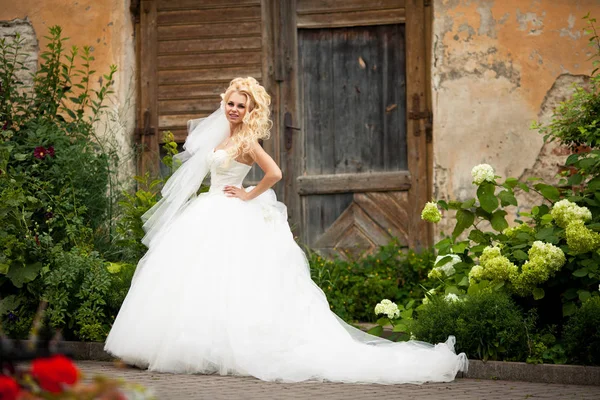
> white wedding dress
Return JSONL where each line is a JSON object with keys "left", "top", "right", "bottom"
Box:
{"left": 105, "top": 148, "right": 468, "bottom": 384}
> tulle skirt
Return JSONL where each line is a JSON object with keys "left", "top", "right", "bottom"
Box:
{"left": 105, "top": 189, "right": 467, "bottom": 384}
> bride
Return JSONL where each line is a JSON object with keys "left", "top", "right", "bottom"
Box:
{"left": 105, "top": 77, "right": 467, "bottom": 384}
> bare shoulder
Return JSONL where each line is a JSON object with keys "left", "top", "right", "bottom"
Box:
{"left": 249, "top": 141, "right": 273, "bottom": 162}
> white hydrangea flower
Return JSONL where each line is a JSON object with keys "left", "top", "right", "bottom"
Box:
{"left": 445, "top": 293, "right": 460, "bottom": 302}
{"left": 471, "top": 164, "right": 495, "bottom": 185}
{"left": 374, "top": 299, "right": 400, "bottom": 319}
{"left": 433, "top": 254, "right": 461, "bottom": 277}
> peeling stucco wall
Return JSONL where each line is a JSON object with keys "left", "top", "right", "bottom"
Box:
{"left": 0, "top": 0, "right": 136, "bottom": 178}
{"left": 432, "top": 0, "right": 600, "bottom": 235}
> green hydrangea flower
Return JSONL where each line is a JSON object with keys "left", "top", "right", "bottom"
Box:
{"left": 503, "top": 223, "right": 534, "bottom": 239}
{"left": 421, "top": 201, "right": 441, "bottom": 223}
{"left": 550, "top": 199, "right": 592, "bottom": 229}
{"left": 427, "top": 268, "right": 444, "bottom": 280}
{"left": 511, "top": 241, "right": 566, "bottom": 296}
{"left": 565, "top": 220, "right": 600, "bottom": 254}
{"left": 473, "top": 246, "right": 518, "bottom": 283}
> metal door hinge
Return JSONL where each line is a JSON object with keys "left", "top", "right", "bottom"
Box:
{"left": 134, "top": 109, "right": 156, "bottom": 140}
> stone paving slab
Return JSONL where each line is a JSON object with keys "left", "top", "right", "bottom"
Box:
{"left": 77, "top": 361, "right": 600, "bottom": 400}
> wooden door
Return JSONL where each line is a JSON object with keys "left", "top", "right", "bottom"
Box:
{"left": 136, "top": 0, "right": 265, "bottom": 184}
{"left": 288, "top": 0, "right": 433, "bottom": 256}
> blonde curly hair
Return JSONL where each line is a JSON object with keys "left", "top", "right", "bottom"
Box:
{"left": 221, "top": 77, "right": 272, "bottom": 160}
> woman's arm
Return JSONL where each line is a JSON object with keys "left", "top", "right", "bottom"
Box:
{"left": 224, "top": 142, "right": 282, "bottom": 201}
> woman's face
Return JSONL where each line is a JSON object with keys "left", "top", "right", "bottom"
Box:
{"left": 225, "top": 92, "right": 248, "bottom": 125}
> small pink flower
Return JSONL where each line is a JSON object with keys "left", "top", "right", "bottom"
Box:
{"left": 47, "top": 146, "right": 55, "bottom": 157}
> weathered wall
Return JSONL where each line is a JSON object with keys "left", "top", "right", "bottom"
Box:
{"left": 0, "top": 0, "right": 136, "bottom": 177}
{"left": 432, "top": 0, "right": 600, "bottom": 235}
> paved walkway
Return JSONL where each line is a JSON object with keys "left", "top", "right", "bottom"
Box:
{"left": 77, "top": 361, "right": 600, "bottom": 400}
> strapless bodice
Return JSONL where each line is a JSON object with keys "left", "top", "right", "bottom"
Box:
{"left": 208, "top": 149, "right": 252, "bottom": 193}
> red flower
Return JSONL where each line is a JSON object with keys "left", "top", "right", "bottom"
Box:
{"left": 0, "top": 375, "right": 20, "bottom": 400}
{"left": 46, "top": 146, "right": 55, "bottom": 157}
{"left": 33, "top": 146, "right": 47, "bottom": 159}
{"left": 31, "top": 355, "right": 80, "bottom": 393}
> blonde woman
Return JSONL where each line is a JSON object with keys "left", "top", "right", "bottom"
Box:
{"left": 105, "top": 77, "right": 467, "bottom": 383}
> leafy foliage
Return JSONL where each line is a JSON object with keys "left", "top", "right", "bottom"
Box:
{"left": 411, "top": 291, "right": 535, "bottom": 361}
{"left": 309, "top": 239, "right": 432, "bottom": 322}
{"left": 562, "top": 296, "right": 600, "bottom": 365}
{"left": 0, "top": 26, "right": 129, "bottom": 341}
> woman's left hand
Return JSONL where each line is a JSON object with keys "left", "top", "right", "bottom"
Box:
{"left": 224, "top": 185, "right": 249, "bottom": 201}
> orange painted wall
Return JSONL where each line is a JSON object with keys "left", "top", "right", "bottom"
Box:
{"left": 0, "top": 0, "right": 136, "bottom": 173}
{"left": 432, "top": 0, "right": 600, "bottom": 234}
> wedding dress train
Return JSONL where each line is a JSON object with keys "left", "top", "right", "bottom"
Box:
{"left": 105, "top": 148, "right": 468, "bottom": 384}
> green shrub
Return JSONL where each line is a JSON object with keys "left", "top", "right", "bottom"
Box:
{"left": 0, "top": 247, "right": 136, "bottom": 342}
{"left": 310, "top": 239, "right": 432, "bottom": 322}
{"left": 412, "top": 291, "right": 534, "bottom": 361}
{"left": 112, "top": 132, "right": 179, "bottom": 263}
{"left": 0, "top": 25, "right": 118, "bottom": 290}
{"left": 562, "top": 296, "right": 600, "bottom": 365}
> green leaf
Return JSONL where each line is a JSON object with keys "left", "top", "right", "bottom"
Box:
{"left": 452, "top": 242, "right": 468, "bottom": 254}
{"left": 434, "top": 238, "right": 453, "bottom": 250}
{"left": 435, "top": 255, "right": 453, "bottom": 267}
{"left": 562, "top": 302, "right": 577, "bottom": 317}
{"left": 468, "top": 229, "right": 488, "bottom": 244}
{"left": 453, "top": 209, "right": 475, "bottom": 239}
{"left": 533, "top": 288, "right": 545, "bottom": 300}
{"left": 445, "top": 285, "right": 460, "bottom": 295}
{"left": 458, "top": 276, "right": 469, "bottom": 286}
{"left": 477, "top": 183, "right": 498, "bottom": 213}
{"left": 14, "top": 153, "right": 27, "bottom": 161}
{"left": 518, "top": 182, "right": 530, "bottom": 193}
{"left": 503, "top": 177, "right": 518, "bottom": 189}
{"left": 564, "top": 287, "right": 578, "bottom": 300}
{"left": 498, "top": 190, "right": 518, "bottom": 207}
{"left": 513, "top": 249, "right": 528, "bottom": 261}
{"left": 491, "top": 210, "right": 509, "bottom": 232}
{"left": 566, "top": 154, "right": 579, "bottom": 165}
{"left": 568, "top": 174, "right": 584, "bottom": 186}
{"left": 392, "top": 323, "right": 408, "bottom": 333}
{"left": 367, "top": 325, "right": 383, "bottom": 336}
{"left": 461, "top": 198, "right": 476, "bottom": 209}
{"left": 6, "top": 262, "right": 43, "bottom": 288}
{"left": 437, "top": 200, "right": 449, "bottom": 210}
{"left": 588, "top": 177, "right": 600, "bottom": 192}
{"left": 578, "top": 290, "right": 591, "bottom": 302}
{"left": 534, "top": 183, "right": 561, "bottom": 202}
{"left": 572, "top": 268, "right": 589, "bottom": 277}
{"left": 0, "top": 295, "right": 22, "bottom": 315}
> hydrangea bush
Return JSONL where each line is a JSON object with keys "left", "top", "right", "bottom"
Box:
{"left": 421, "top": 162, "right": 599, "bottom": 321}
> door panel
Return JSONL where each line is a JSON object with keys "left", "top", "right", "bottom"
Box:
{"left": 298, "top": 24, "right": 413, "bottom": 255}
